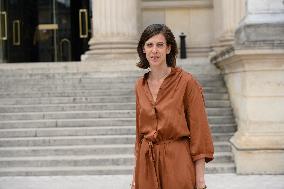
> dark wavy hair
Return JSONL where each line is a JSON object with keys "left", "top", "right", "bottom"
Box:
{"left": 137, "top": 24, "right": 178, "bottom": 69}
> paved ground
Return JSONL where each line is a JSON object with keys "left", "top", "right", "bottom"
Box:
{"left": 0, "top": 174, "right": 284, "bottom": 189}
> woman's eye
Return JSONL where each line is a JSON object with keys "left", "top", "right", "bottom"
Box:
{"left": 146, "top": 43, "right": 153, "bottom": 48}
{"left": 157, "top": 43, "right": 164, "bottom": 48}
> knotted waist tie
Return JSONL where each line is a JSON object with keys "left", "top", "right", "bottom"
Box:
{"left": 141, "top": 134, "right": 188, "bottom": 189}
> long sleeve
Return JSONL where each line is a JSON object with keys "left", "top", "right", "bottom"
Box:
{"left": 184, "top": 76, "right": 214, "bottom": 163}
{"left": 135, "top": 82, "right": 141, "bottom": 157}
{"left": 134, "top": 81, "right": 143, "bottom": 189}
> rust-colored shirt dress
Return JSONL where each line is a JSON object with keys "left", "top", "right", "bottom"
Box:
{"left": 134, "top": 67, "right": 214, "bottom": 189}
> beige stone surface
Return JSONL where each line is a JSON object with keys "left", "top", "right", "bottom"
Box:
{"left": 165, "top": 8, "right": 191, "bottom": 47}
{"left": 245, "top": 71, "right": 284, "bottom": 96}
{"left": 232, "top": 147, "right": 284, "bottom": 174}
{"left": 214, "top": 47, "right": 284, "bottom": 174}
{"left": 212, "top": 0, "right": 246, "bottom": 51}
{"left": 188, "top": 8, "right": 214, "bottom": 47}
{"left": 246, "top": 97, "right": 284, "bottom": 122}
{"left": 142, "top": 10, "right": 165, "bottom": 29}
{"left": 142, "top": 5, "right": 214, "bottom": 55}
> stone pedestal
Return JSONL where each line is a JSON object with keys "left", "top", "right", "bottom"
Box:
{"left": 211, "top": 0, "right": 284, "bottom": 174}
{"left": 82, "top": 0, "right": 139, "bottom": 61}
{"left": 235, "top": 0, "right": 284, "bottom": 49}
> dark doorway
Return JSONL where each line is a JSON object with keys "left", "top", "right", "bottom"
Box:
{"left": 0, "top": 0, "right": 91, "bottom": 63}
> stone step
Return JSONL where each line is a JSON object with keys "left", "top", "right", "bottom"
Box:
{"left": 0, "top": 144, "right": 135, "bottom": 157}
{"left": 0, "top": 90, "right": 134, "bottom": 98}
{"left": 0, "top": 84, "right": 136, "bottom": 91}
{"left": 0, "top": 83, "right": 225, "bottom": 92}
{"left": 0, "top": 70, "right": 220, "bottom": 78}
{"left": 0, "top": 165, "right": 134, "bottom": 176}
{"left": 0, "top": 116, "right": 235, "bottom": 129}
{"left": 0, "top": 63, "right": 220, "bottom": 77}
{"left": 0, "top": 73, "right": 222, "bottom": 82}
{"left": 205, "top": 162, "right": 236, "bottom": 173}
{"left": 0, "top": 103, "right": 136, "bottom": 113}
{"left": 0, "top": 78, "right": 225, "bottom": 89}
{"left": 0, "top": 141, "right": 231, "bottom": 157}
{"left": 0, "top": 110, "right": 136, "bottom": 120}
{"left": 0, "top": 133, "right": 233, "bottom": 147}
{"left": 0, "top": 108, "right": 233, "bottom": 120}
{"left": 0, "top": 162, "right": 235, "bottom": 176}
{"left": 0, "top": 70, "right": 219, "bottom": 77}
{"left": 0, "top": 100, "right": 231, "bottom": 113}
{"left": 0, "top": 61, "right": 236, "bottom": 176}
{"left": 0, "top": 118, "right": 132, "bottom": 128}
{"left": 0, "top": 126, "right": 136, "bottom": 137}
{"left": 0, "top": 87, "right": 227, "bottom": 98}
{"left": 0, "top": 78, "right": 225, "bottom": 88}
{"left": 0, "top": 154, "right": 135, "bottom": 168}
{"left": 207, "top": 108, "right": 233, "bottom": 116}
{"left": 0, "top": 93, "right": 229, "bottom": 105}
{"left": 0, "top": 152, "right": 232, "bottom": 168}
{"left": 0, "top": 123, "right": 236, "bottom": 138}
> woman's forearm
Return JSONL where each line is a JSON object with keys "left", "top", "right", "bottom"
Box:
{"left": 131, "top": 169, "right": 135, "bottom": 189}
{"left": 195, "top": 158, "right": 206, "bottom": 189}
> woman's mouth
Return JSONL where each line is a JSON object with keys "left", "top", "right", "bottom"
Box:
{"left": 151, "top": 56, "right": 159, "bottom": 61}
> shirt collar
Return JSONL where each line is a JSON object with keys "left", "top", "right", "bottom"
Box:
{"left": 142, "top": 66, "right": 181, "bottom": 85}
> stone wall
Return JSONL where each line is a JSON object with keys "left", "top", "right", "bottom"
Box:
{"left": 141, "top": 0, "right": 214, "bottom": 57}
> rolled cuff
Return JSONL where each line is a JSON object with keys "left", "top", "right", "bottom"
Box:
{"left": 192, "top": 153, "right": 214, "bottom": 163}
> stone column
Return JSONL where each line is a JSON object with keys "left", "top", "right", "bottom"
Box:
{"left": 212, "top": 0, "right": 246, "bottom": 52}
{"left": 82, "top": 0, "right": 139, "bottom": 60}
{"left": 211, "top": 0, "right": 284, "bottom": 174}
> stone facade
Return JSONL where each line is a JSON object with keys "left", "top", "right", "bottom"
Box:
{"left": 1, "top": 0, "right": 283, "bottom": 175}
{"left": 142, "top": 0, "right": 214, "bottom": 57}
{"left": 83, "top": 0, "right": 218, "bottom": 59}
{"left": 82, "top": 0, "right": 284, "bottom": 174}
{"left": 211, "top": 0, "right": 284, "bottom": 174}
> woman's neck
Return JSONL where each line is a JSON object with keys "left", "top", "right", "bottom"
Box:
{"left": 149, "top": 65, "right": 171, "bottom": 81}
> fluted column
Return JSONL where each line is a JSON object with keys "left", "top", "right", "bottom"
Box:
{"left": 82, "top": 0, "right": 139, "bottom": 60}
{"left": 213, "top": 0, "right": 246, "bottom": 51}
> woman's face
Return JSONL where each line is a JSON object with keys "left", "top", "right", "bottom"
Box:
{"left": 143, "top": 33, "right": 171, "bottom": 68}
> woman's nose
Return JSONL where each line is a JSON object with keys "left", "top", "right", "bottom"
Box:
{"left": 151, "top": 46, "right": 158, "bottom": 53}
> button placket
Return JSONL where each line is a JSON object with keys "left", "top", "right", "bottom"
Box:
{"left": 153, "top": 105, "right": 159, "bottom": 131}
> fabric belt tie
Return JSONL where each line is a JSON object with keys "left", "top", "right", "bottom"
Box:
{"left": 143, "top": 137, "right": 186, "bottom": 189}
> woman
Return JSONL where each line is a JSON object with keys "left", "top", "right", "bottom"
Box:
{"left": 132, "top": 24, "right": 214, "bottom": 189}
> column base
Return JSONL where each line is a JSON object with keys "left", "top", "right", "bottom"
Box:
{"left": 212, "top": 34, "right": 234, "bottom": 53}
{"left": 81, "top": 51, "right": 138, "bottom": 61}
{"left": 82, "top": 39, "right": 138, "bottom": 61}
{"left": 231, "top": 133, "right": 284, "bottom": 174}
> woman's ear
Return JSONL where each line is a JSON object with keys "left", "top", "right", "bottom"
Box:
{"left": 143, "top": 48, "right": 145, "bottom": 53}
{"left": 166, "top": 45, "right": 171, "bottom": 54}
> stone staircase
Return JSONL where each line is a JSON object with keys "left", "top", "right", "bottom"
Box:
{"left": 0, "top": 60, "right": 236, "bottom": 176}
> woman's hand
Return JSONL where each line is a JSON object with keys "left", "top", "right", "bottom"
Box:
{"left": 195, "top": 158, "right": 206, "bottom": 189}
{"left": 195, "top": 179, "right": 206, "bottom": 189}
{"left": 130, "top": 182, "right": 135, "bottom": 189}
